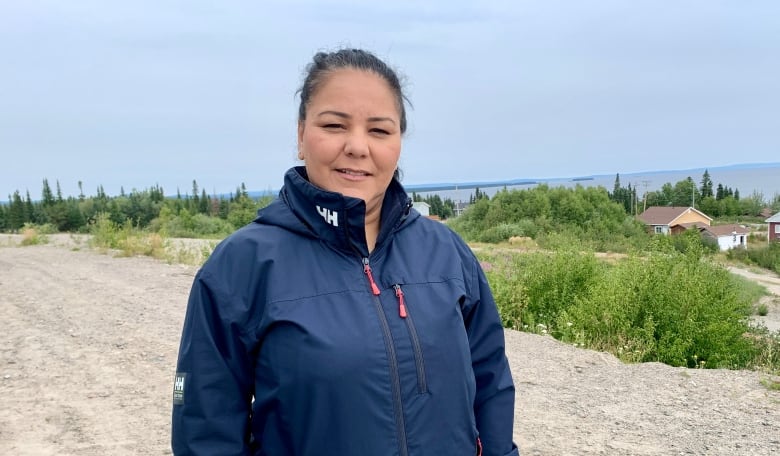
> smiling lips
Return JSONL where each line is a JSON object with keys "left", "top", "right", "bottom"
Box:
{"left": 336, "top": 168, "right": 371, "bottom": 180}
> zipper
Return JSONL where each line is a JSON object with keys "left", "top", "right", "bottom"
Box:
{"left": 362, "top": 257, "right": 380, "bottom": 295}
{"left": 394, "top": 283, "right": 408, "bottom": 318}
{"left": 394, "top": 284, "right": 428, "bottom": 394}
{"left": 364, "top": 258, "right": 408, "bottom": 456}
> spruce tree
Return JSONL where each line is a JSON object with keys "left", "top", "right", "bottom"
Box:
{"left": 8, "top": 191, "right": 25, "bottom": 230}
{"left": 700, "top": 170, "right": 713, "bottom": 198}
{"left": 41, "top": 179, "right": 55, "bottom": 206}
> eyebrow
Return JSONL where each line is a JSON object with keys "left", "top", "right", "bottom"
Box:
{"left": 317, "top": 110, "right": 397, "bottom": 125}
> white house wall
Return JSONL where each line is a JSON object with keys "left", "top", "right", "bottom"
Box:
{"left": 716, "top": 234, "right": 746, "bottom": 251}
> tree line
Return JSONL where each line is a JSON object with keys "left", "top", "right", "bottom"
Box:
{"left": 0, "top": 178, "right": 271, "bottom": 236}
{"left": 608, "top": 169, "right": 779, "bottom": 218}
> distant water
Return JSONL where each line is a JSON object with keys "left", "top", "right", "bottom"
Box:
{"left": 414, "top": 164, "right": 780, "bottom": 203}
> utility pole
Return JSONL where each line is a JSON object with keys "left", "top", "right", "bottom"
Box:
{"left": 641, "top": 180, "right": 650, "bottom": 212}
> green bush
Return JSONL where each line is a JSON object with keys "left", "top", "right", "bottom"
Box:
{"left": 749, "top": 243, "right": 780, "bottom": 274}
{"left": 478, "top": 244, "right": 778, "bottom": 373}
{"left": 150, "top": 208, "right": 235, "bottom": 238}
{"left": 728, "top": 242, "right": 780, "bottom": 274}
{"left": 476, "top": 223, "right": 527, "bottom": 243}
{"left": 480, "top": 243, "right": 604, "bottom": 333}
{"left": 20, "top": 224, "right": 49, "bottom": 246}
{"left": 450, "top": 185, "right": 652, "bottom": 253}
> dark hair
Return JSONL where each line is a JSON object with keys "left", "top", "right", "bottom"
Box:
{"left": 297, "top": 49, "right": 409, "bottom": 134}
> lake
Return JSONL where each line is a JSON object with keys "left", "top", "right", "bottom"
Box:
{"left": 413, "top": 164, "right": 780, "bottom": 204}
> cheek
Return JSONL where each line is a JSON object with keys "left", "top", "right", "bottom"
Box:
{"left": 301, "top": 134, "right": 335, "bottom": 162}
{"left": 379, "top": 142, "right": 402, "bottom": 168}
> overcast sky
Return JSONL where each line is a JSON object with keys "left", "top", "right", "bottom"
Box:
{"left": 1, "top": 0, "right": 779, "bottom": 199}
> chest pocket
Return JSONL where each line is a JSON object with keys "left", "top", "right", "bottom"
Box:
{"left": 384, "top": 279, "right": 472, "bottom": 396}
{"left": 391, "top": 283, "right": 427, "bottom": 394}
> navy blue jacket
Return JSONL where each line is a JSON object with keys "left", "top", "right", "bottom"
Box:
{"left": 172, "top": 167, "right": 518, "bottom": 456}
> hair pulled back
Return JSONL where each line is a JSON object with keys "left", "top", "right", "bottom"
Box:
{"left": 297, "top": 49, "right": 408, "bottom": 134}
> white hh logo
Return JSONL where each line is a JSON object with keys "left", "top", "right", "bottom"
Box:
{"left": 316, "top": 205, "right": 339, "bottom": 227}
{"left": 174, "top": 375, "right": 185, "bottom": 392}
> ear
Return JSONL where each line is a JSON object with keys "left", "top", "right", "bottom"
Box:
{"left": 297, "top": 122, "right": 305, "bottom": 160}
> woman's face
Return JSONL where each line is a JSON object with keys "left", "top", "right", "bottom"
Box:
{"left": 298, "top": 69, "right": 402, "bottom": 214}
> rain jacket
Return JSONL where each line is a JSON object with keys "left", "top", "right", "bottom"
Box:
{"left": 172, "top": 166, "right": 518, "bottom": 456}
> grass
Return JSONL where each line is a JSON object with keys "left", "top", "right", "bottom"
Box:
{"left": 20, "top": 225, "right": 49, "bottom": 246}
{"left": 728, "top": 274, "right": 771, "bottom": 316}
{"left": 760, "top": 377, "right": 780, "bottom": 391}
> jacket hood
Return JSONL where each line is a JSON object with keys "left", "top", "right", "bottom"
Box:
{"left": 254, "top": 166, "right": 416, "bottom": 256}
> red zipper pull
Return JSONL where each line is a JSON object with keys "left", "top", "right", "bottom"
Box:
{"left": 363, "top": 258, "right": 380, "bottom": 296}
{"left": 394, "top": 284, "right": 407, "bottom": 318}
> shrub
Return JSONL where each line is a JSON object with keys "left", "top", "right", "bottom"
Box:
{"left": 478, "top": 245, "right": 778, "bottom": 372}
{"left": 89, "top": 212, "right": 167, "bottom": 259}
{"left": 20, "top": 224, "right": 48, "bottom": 246}
{"left": 756, "top": 303, "right": 769, "bottom": 316}
{"left": 476, "top": 223, "right": 527, "bottom": 243}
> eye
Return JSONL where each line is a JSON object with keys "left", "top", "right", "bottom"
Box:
{"left": 370, "top": 128, "right": 390, "bottom": 135}
{"left": 323, "top": 123, "right": 344, "bottom": 130}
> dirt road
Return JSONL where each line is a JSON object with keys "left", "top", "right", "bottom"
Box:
{"left": 1, "top": 238, "right": 778, "bottom": 455}
{"left": 729, "top": 265, "right": 780, "bottom": 332}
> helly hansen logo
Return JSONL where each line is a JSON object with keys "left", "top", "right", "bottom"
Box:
{"left": 316, "top": 205, "right": 339, "bottom": 227}
{"left": 173, "top": 372, "right": 186, "bottom": 405}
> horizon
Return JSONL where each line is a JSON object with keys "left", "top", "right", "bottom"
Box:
{"left": 4, "top": 161, "right": 779, "bottom": 204}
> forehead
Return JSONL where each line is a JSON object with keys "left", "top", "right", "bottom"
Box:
{"left": 310, "top": 69, "right": 399, "bottom": 113}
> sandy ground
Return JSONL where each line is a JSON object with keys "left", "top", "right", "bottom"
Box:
{"left": 1, "top": 235, "right": 779, "bottom": 455}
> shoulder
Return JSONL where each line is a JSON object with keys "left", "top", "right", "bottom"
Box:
{"left": 391, "top": 217, "right": 480, "bottom": 285}
{"left": 199, "top": 220, "right": 301, "bottom": 281}
{"left": 402, "top": 216, "right": 476, "bottom": 261}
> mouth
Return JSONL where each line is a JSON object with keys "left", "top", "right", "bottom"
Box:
{"left": 336, "top": 168, "right": 372, "bottom": 177}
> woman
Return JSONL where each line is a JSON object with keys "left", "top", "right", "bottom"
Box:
{"left": 172, "top": 48, "right": 518, "bottom": 456}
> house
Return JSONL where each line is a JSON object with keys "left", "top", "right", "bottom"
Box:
{"left": 698, "top": 224, "right": 749, "bottom": 251}
{"left": 412, "top": 201, "right": 430, "bottom": 217}
{"left": 767, "top": 212, "right": 780, "bottom": 242}
{"left": 637, "top": 206, "right": 713, "bottom": 235}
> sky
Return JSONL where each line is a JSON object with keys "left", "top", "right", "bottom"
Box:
{"left": 1, "top": 0, "right": 779, "bottom": 200}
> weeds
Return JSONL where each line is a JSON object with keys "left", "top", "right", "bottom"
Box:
{"left": 20, "top": 224, "right": 49, "bottom": 246}
{"left": 88, "top": 212, "right": 216, "bottom": 266}
{"left": 478, "top": 236, "right": 780, "bottom": 374}
{"left": 727, "top": 242, "right": 780, "bottom": 274}
{"left": 760, "top": 377, "right": 780, "bottom": 391}
{"left": 757, "top": 303, "right": 769, "bottom": 317}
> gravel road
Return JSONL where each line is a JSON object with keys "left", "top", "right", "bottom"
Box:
{"left": 1, "top": 236, "right": 778, "bottom": 455}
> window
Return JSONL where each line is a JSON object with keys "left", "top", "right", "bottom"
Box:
{"left": 775, "top": 224, "right": 780, "bottom": 234}
{"left": 654, "top": 226, "right": 664, "bottom": 234}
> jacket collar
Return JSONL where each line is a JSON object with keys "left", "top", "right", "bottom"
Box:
{"left": 275, "top": 167, "right": 414, "bottom": 256}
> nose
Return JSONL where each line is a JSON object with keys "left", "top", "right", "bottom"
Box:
{"left": 344, "top": 131, "right": 369, "bottom": 158}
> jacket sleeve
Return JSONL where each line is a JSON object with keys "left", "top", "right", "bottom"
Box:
{"left": 463, "top": 256, "right": 520, "bottom": 456}
{"left": 171, "top": 269, "right": 255, "bottom": 455}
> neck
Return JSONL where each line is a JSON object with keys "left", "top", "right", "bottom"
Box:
{"left": 364, "top": 204, "right": 381, "bottom": 253}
